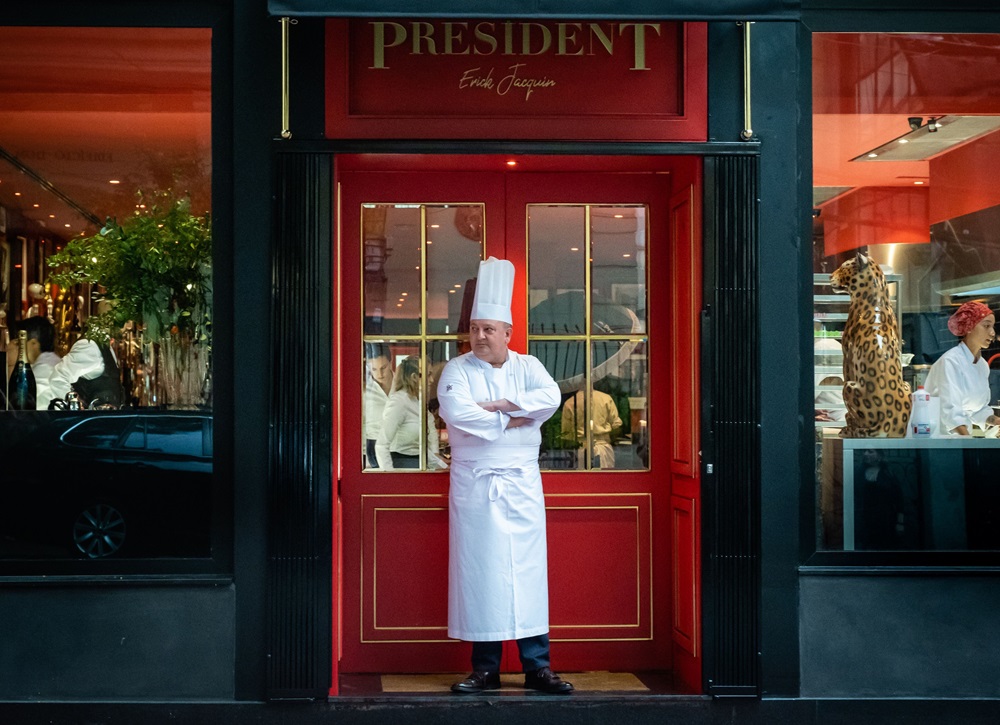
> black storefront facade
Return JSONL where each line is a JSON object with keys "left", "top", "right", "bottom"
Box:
{"left": 2, "top": 1, "right": 1000, "bottom": 720}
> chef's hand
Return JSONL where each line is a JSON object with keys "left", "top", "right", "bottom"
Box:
{"left": 505, "top": 416, "right": 531, "bottom": 430}
{"left": 479, "top": 399, "right": 521, "bottom": 414}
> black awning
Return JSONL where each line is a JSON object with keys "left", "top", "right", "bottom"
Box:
{"left": 266, "top": 0, "right": 800, "bottom": 20}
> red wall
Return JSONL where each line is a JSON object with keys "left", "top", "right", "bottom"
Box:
{"left": 930, "top": 131, "right": 1000, "bottom": 225}
{"left": 823, "top": 186, "right": 928, "bottom": 256}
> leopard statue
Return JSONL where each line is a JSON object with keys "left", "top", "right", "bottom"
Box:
{"left": 830, "top": 252, "right": 911, "bottom": 438}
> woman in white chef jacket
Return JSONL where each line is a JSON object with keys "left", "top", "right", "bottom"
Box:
{"left": 925, "top": 301, "right": 1000, "bottom": 435}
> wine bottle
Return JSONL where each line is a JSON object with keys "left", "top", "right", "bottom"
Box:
{"left": 8, "top": 329, "right": 37, "bottom": 411}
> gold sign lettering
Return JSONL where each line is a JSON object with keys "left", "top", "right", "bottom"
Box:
{"left": 557, "top": 23, "right": 584, "bottom": 57}
{"left": 369, "top": 21, "right": 406, "bottom": 69}
{"left": 369, "top": 20, "right": 662, "bottom": 71}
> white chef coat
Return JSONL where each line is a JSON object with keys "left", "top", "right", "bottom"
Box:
{"left": 374, "top": 389, "right": 420, "bottom": 468}
{"left": 363, "top": 377, "right": 389, "bottom": 442}
{"left": 437, "top": 350, "right": 560, "bottom": 641}
{"left": 561, "top": 389, "right": 623, "bottom": 468}
{"left": 925, "top": 342, "right": 992, "bottom": 433}
{"left": 46, "top": 338, "right": 109, "bottom": 404}
{"left": 32, "top": 351, "right": 62, "bottom": 410}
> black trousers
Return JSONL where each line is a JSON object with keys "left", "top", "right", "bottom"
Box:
{"left": 471, "top": 633, "right": 550, "bottom": 673}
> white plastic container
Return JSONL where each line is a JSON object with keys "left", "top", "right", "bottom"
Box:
{"left": 910, "top": 386, "right": 931, "bottom": 437}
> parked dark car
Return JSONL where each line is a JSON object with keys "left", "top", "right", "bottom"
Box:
{"left": 0, "top": 410, "right": 213, "bottom": 559}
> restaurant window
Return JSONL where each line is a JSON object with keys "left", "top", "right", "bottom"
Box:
{"left": 0, "top": 26, "right": 214, "bottom": 564}
{"left": 812, "top": 32, "right": 1000, "bottom": 554}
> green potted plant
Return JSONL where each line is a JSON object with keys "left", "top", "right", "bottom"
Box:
{"left": 48, "top": 190, "right": 212, "bottom": 407}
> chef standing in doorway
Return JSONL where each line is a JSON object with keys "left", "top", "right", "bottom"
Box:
{"left": 437, "top": 257, "right": 574, "bottom": 695}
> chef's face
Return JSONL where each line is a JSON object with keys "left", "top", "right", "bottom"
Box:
{"left": 966, "top": 313, "right": 997, "bottom": 351}
{"left": 469, "top": 319, "right": 511, "bottom": 367}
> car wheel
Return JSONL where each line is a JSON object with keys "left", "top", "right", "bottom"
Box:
{"left": 72, "top": 502, "right": 127, "bottom": 558}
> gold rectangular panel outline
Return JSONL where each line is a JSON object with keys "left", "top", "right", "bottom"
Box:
{"left": 545, "top": 504, "right": 651, "bottom": 640}
{"left": 360, "top": 493, "right": 451, "bottom": 642}
{"left": 359, "top": 493, "right": 655, "bottom": 643}
{"left": 545, "top": 493, "right": 653, "bottom": 642}
{"left": 372, "top": 506, "right": 449, "bottom": 632}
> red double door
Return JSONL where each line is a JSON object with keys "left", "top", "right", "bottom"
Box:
{"left": 333, "top": 157, "right": 702, "bottom": 691}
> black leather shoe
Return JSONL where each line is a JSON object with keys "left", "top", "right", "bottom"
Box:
{"left": 523, "top": 667, "right": 574, "bottom": 694}
{"left": 451, "top": 671, "right": 501, "bottom": 694}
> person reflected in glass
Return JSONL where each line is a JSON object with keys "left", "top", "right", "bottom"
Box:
{"left": 6, "top": 317, "right": 61, "bottom": 410}
{"left": 363, "top": 345, "right": 393, "bottom": 468}
{"left": 925, "top": 301, "right": 1000, "bottom": 436}
{"left": 856, "top": 448, "right": 906, "bottom": 550}
{"left": 375, "top": 355, "right": 448, "bottom": 470}
{"left": 560, "top": 388, "right": 622, "bottom": 468}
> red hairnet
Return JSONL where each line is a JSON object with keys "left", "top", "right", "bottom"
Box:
{"left": 947, "top": 301, "right": 994, "bottom": 337}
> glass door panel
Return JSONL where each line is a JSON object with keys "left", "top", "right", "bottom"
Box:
{"left": 363, "top": 204, "right": 422, "bottom": 336}
{"left": 425, "top": 204, "right": 484, "bottom": 335}
{"left": 528, "top": 206, "right": 586, "bottom": 334}
{"left": 527, "top": 203, "right": 650, "bottom": 472}
{"left": 591, "top": 206, "right": 647, "bottom": 334}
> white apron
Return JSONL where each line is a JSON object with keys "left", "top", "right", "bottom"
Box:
{"left": 437, "top": 351, "right": 561, "bottom": 641}
{"left": 448, "top": 448, "right": 548, "bottom": 641}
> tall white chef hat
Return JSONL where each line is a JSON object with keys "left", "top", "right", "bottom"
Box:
{"left": 470, "top": 256, "right": 514, "bottom": 325}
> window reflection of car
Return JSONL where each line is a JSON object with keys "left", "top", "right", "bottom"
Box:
{"left": 1, "top": 410, "right": 213, "bottom": 559}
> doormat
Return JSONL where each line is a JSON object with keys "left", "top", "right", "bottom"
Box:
{"left": 381, "top": 671, "right": 648, "bottom": 693}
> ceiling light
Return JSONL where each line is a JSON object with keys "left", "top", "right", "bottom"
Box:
{"left": 853, "top": 116, "right": 1000, "bottom": 162}
{"left": 109, "top": 179, "right": 120, "bottom": 184}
